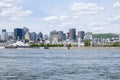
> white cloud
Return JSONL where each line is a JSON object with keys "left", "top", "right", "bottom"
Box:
{"left": 92, "top": 27, "right": 104, "bottom": 32}
{"left": 108, "top": 15, "right": 120, "bottom": 21}
{"left": 89, "top": 22, "right": 99, "bottom": 26}
{"left": 60, "top": 16, "right": 68, "bottom": 21}
{"left": 42, "top": 16, "right": 59, "bottom": 21}
{"left": 60, "top": 21, "right": 74, "bottom": 27}
{"left": 70, "top": 2, "right": 104, "bottom": 16}
{"left": 113, "top": 2, "right": 120, "bottom": 8}
{"left": 88, "top": 22, "right": 109, "bottom": 26}
{"left": 0, "top": 0, "right": 32, "bottom": 22}
{"left": 42, "top": 15, "right": 69, "bottom": 21}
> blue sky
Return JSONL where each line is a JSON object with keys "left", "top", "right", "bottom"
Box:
{"left": 0, "top": 0, "right": 120, "bottom": 34}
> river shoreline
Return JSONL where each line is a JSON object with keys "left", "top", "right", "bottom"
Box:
{"left": 0, "top": 46, "right": 120, "bottom": 50}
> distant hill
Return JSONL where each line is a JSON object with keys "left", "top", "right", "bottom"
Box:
{"left": 93, "top": 33, "right": 119, "bottom": 39}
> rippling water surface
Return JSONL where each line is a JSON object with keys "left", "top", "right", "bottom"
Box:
{"left": 0, "top": 49, "right": 120, "bottom": 80}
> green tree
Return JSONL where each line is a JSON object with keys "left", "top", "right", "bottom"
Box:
{"left": 84, "top": 39, "right": 91, "bottom": 47}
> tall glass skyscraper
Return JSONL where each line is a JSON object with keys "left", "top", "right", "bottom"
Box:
{"left": 30, "top": 32, "right": 37, "bottom": 42}
{"left": 69, "top": 28, "right": 76, "bottom": 41}
{"left": 78, "top": 31, "right": 85, "bottom": 41}
{"left": 14, "top": 28, "right": 23, "bottom": 41}
{"left": 37, "top": 32, "right": 43, "bottom": 40}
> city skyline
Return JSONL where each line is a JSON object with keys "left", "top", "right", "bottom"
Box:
{"left": 0, "top": 0, "right": 120, "bottom": 34}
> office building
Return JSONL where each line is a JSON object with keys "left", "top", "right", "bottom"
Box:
{"left": 7, "top": 32, "right": 14, "bottom": 40}
{"left": 50, "top": 30, "right": 65, "bottom": 42}
{"left": 66, "top": 32, "right": 70, "bottom": 39}
{"left": 14, "top": 28, "right": 23, "bottom": 41}
{"left": 30, "top": 32, "right": 37, "bottom": 42}
{"left": 50, "top": 30, "right": 59, "bottom": 42}
{"left": 58, "top": 31, "right": 65, "bottom": 41}
{"left": 23, "top": 27, "right": 29, "bottom": 38}
{"left": 1, "top": 29, "right": 7, "bottom": 41}
{"left": 37, "top": 32, "right": 43, "bottom": 40}
{"left": 78, "top": 31, "right": 85, "bottom": 41}
{"left": 63, "top": 33, "right": 66, "bottom": 40}
{"left": 69, "top": 28, "right": 76, "bottom": 41}
{"left": 25, "top": 32, "right": 30, "bottom": 41}
{"left": 43, "top": 34, "right": 49, "bottom": 40}
{"left": 85, "top": 32, "right": 93, "bottom": 40}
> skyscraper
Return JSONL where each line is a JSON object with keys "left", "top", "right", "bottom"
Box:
{"left": 14, "top": 28, "right": 23, "bottom": 41}
{"left": 7, "top": 32, "right": 14, "bottom": 40}
{"left": 63, "top": 33, "right": 66, "bottom": 40}
{"left": 78, "top": 31, "right": 85, "bottom": 41}
{"left": 69, "top": 28, "right": 76, "bottom": 41}
{"left": 30, "top": 32, "right": 37, "bottom": 42}
{"left": 50, "top": 30, "right": 65, "bottom": 42}
{"left": 25, "top": 32, "right": 30, "bottom": 41}
{"left": 37, "top": 32, "right": 43, "bottom": 40}
{"left": 23, "top": 27, "right": 29, "bottom": 38}
{"left": 58, "top": 31, "right": 65, "bottom": 41}
{"left": 1, "top": 29, "right": 7, "bottom": 41}
{"left": 43, "top": 34, "right": 49, "bottom": 40}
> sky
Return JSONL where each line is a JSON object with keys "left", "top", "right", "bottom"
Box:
{"left": 0, "top": 0, "right": 120, "bottom": 34}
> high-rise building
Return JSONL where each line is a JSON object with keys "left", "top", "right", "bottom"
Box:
{"left": 14, "top": 28, "right": 23, "bottom": 41}
{"left": 37, "top": 32, "right": 43, "bottom": 40}
{"left": 50, "top": 30, "right": 65, "bottom": 42}
{"left": 85, "top": 32, "right": 93, "bottom": 40}
{"left": 58, "top": 31, "right": 65, "bottom": 41}
{"left": 78, "top": 31, "right": 85, "bottom": 41}
{"left": 69, "top": 28, "right": 76, "bottom": 41}
{"left": 1, "top": 29, "right": 7, "bottom": 41}
{"left": 25, "top": 32, "right": 30, "bottom": 41}
{"left": 23, "top": 27, "right": 29, "bottom": 38}
{"left": 30, "top": 32, "right": 37, "bottom": 42}
{"left": 7, "top": 32, "right": 14, "bottom": 40}
{"left": 67, "top": 32, "right": 70, "bottom": 39}
{"left": 43, "top": 34, "right": 49, "bottom": 40}
{"left": 63, "top": 33, "right": 66, "bottom": 40}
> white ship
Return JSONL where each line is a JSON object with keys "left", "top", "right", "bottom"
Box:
{"left": 5, "top": 41, "right": 29, "bottom": 48}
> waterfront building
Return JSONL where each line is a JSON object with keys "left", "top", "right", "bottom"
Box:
{"left": 43, "top": 34, "right": 49, "bottom": 40}
{"left": 50, "top": 30, "right": 60, "bottom": 43}
{"left": 78, "top": 38, "right": 84, "bottom": 47}
{"left": 25, "top": 32, "right": 30, "bottom": 41}
{"left": 59, "top": 31, "right": 65, "bottom": 41}
{"left": 22, "top": 27, "right": 29, "bottom": 38}
{"left": 66, "top": 32, "right": 70, "bottom": 39}
{"left": 30, "top": 32, "right": 37, "bottom": 42}
{"left": 50, "top": 30, "right": 65, "bottom": 43}
{"left": 85, "top": 32, "right": 93, "bottom": 40}
{"left": 69, "top": 28, "right": 76, "bottom": 41}
{"left": 1, "top": 29, "right": 7, "bottom": 41}
{"left": 37, "top": 32, "right": 43, "bottom": 40}
{"left": 63, "top": 33, "right": 66, "bottom": 40}
{"left": 14, "top": 28, "right": 23, "bottom": 41}
{"left": 78, "top": 31, "right": 85, "bottom": 41}
{"left": 7, "top": 32, "right": 14, "bottom": 40}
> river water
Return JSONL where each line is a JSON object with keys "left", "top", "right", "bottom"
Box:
{"left": 0, "top": 49, "right": 120, "bottom": 80}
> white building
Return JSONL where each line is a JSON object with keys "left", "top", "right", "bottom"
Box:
{"left": 25, "top": 32, "right": 30, "bottom": 40}
{"left": 1, "top": 29, "right": 7, "bottom": 41}
{"left": 78, "top": 38, "right": 84, "bottom": 47}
